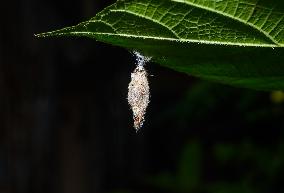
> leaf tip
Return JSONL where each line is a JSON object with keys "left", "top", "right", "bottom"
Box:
{"left": 34, "top": 31, "right": 55, "bottom": 38}
{"left": 34, "top": 33, "right": 42, "bottom": 38}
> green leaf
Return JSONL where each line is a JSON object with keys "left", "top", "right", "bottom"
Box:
{"left": 36, "top": 0, "right": 284, "bottom": 90}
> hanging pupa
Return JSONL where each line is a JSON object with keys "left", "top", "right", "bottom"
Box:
{"left": 127, "top": 52, "right": 151, "bottom": 131}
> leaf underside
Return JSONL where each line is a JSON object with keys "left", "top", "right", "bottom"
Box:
{"left": 36, "top": 0, "right": 284, "bottom": 90}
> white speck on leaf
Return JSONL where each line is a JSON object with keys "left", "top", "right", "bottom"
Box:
{"left": 128, "top": 51, "right": 151, "bottom": 131}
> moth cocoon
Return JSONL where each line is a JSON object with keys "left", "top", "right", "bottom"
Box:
{"left": 128, "top": 52, "right": 151, "bottom": 131}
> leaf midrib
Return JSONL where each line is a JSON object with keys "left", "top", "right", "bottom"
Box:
{"left": 50, "top": 30, "right": 276, "bottom": 47}
{"left": 171, "top": 0, "right": 281, "bottom": 46}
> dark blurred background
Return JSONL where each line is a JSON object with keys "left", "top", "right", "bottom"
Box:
{"left": 1, "top": 0, "right": 284, "bottom": 193}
